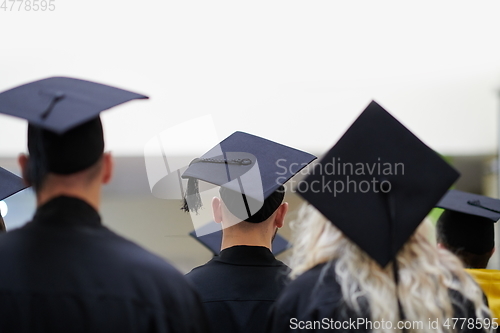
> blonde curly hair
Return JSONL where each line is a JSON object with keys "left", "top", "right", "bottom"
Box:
{"left": 289, "top": 204, "right": 491, "bottom": 333}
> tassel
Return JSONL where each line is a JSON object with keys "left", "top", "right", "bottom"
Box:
{"left": 27, "top": 126, "right": 49, "bottom": 191}
{"left": 181, "top": 177, "right": 202, "bottom": 213}
{"left": 180, "top": 157, "right": 252, "bottom": 213}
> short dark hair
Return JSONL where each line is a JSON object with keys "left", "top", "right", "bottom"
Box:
{"left": 436, "top": 210, "right": 494, "bottom": 269}
{"left": 0, "top": 215, "right": 5, "bottom": 233}
{"left": 26, "top": 118, "right": 105, "bottom": 191}
{"left": 220, "top": 185, "right": 285, "bottom": 223}
{"left": 444, "top": 247, "right": 491, "bottom": 269}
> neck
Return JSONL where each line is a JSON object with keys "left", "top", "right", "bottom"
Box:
{"left": 37, "top": 184, "right": 101, "bottom": 211}
{"left": 220, "top": 222, "right": 274, "bottom": 251}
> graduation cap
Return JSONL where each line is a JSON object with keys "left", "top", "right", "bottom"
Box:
{"left": 0, "top": 167, "right": 28, "bottom": 232}
{"left": 296, "top": 101, "right": 459, "bottom": 323}
{"left": 0, "top": 77, "right": 148, "bottom": 183}
{"left": 436, "top": 190, "right": 499, "bottom": 254}
{"left": 189, "top": 221, "right": 290, "bottom": 256}
{"left": 0, "top": 167, "right": 27, "bottom": 202}
{"left": 181, "top": 131, "right": 316, "bottom": 223}
{"left": 297, "top": 101, "right": 459, "bottom": 267}
{"left": 437, "top": 189, "right": 500, "bottom": 221}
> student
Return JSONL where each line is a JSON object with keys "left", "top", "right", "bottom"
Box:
{"left": 436, "top": 189, "right": 500, "bottom": 319}
{"left": 0, "top": 166, "right": 27, "bottom": 232}
{"left": 266, "top": 101, "right": 491, "bottom": 333}
{"left": 0, "top": 77, "right": 210, "bottom": 333}
{"left": 182, "top": 131, "right": 315, "bottom": 333}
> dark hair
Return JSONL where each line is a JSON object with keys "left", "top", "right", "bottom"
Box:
{"left": 27, "top": 118, "right": 105, "bottom": 191}
{"left": 445, "top": 247, "right": 492, "bottom": 269}
{"left": 220, "top": 185, "right": 285, "bottom": 223}
{"left": 436, "top": 210, "right": 494, "bottom": 269}
{"left": 0, "top": 215, "right": 5, "bottom": 233}
{"left": 25, "top": 126, "right": 49, "bottom": 191}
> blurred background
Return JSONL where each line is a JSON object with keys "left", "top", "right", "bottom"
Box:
{"left": 1, "top": 1, "right": 500, "bottom": 272}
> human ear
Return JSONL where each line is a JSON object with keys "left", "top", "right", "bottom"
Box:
{"left": 102, "top": 152, "right": 113, "bottom": 184}
{"left": 274, "top": 202, "right": 288, "bottom": 229}
{"left": 18, "top": 154, "right": 31, "bottom": 186}
{"left": 212, "top": 197, "right": 222, "bottom": 224}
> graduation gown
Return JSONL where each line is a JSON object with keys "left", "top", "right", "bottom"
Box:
{"left": 186, "top": 245, "right": 289, "bottom": 333}
{"left": 266, "top": 263, "right": 488, "bottom": 333}
{"left": 0, "top": 196, "right": 210, "bottom": 333}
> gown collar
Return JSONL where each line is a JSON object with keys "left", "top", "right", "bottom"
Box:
{"left": 32, "top": 195, "right": 102, "bottom": 228}
{"left": 216, "top": 245, "right": 278, "bottom": 266}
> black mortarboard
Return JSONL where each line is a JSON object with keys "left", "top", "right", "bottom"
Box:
{"left": 296, "top": 101, "right": 460, "bottom": 268}
{"left": 436, "top": 190, "right": 499, "bottom": 254}
{"left": 296, "top": 101, "right": 459, "bottom": 325}
{"left": 189, "top": 221, "right": 290, "bottom": 256}
{"left": 0, "top": 77, "right": 148, "bottom": 180}
{"left": 0, "top": 167, "right": 27, "bottom": 202}
{"left": 0, "top": 77, "right": 148, "bottom": 134}
{"left": 181, "top": 131, "right": 316, "bottom": 223}
{"left": 0, "top": 167, "right": 28, "bottom": 232}
{"left": 437, "top": 190, "right": 500, "bottom": 221}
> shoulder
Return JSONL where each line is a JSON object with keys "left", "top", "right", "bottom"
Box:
{"left": 274, "top": 258, "right": 290, "bottom": 269}
{"left": 0, "top": 222, "right": 43, "bottom": 253}
{"left": 274, "top": 263, "right": 341, "bottom": 315}
{"left": 185, "top": 258, "right": 219, "bottom": 282}
{"left": 0, "top": 223, "right": 202, "bottom": 308}
{"left": 102, "top": 229, "right": 187, "bottom": 278}
{"left": 285, "top": 263, "right": 334, "bottom": 292}
{"left": 267, "top": 263, "right": 345, "bottom": 332}
{"left": 186, "top": 255, "right": 289, "bottom": 279}
{"left": 102, "top": 233, "right": 206, "bottom": 308}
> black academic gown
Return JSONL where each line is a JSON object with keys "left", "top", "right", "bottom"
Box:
{"left": 186, "top": 245, "right": 289, "bottom": 333}
{"left": 266, "top": 263, "right": 489, "bottom": 333}
{"left": 0, "top": 196, "right": 210, "bottom": 333}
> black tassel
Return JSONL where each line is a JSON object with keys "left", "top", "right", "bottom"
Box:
{"left": 180, "top": 157, "right": 252, "bottom": 213}
{"left": 27, "top": 126, "right": 49, "bottom": 191}
{"left": 181, "top": 177, "right": 202, "bottom": 213}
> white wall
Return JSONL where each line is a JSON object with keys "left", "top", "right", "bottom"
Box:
{"left": 1, "top": 1, "right": 500, "bottom": 157}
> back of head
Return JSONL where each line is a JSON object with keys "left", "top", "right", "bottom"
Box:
{"left": 220, "top": 185, "right": 285, "bottom": 224}
{"left": 27, "top": 118, "right": 104, "bottom": 191}
{"left": 436, "top": 210, "right": 494, "bottom": 268}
